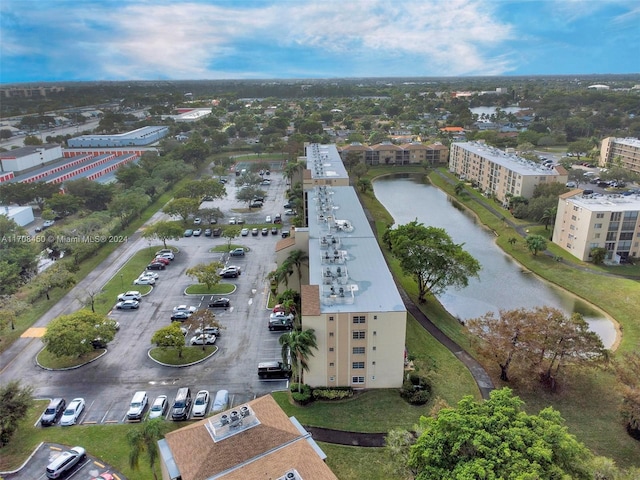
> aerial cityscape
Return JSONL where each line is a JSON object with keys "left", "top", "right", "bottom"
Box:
{"left": 1, "top": 1, "right": 640, "bottom": 479}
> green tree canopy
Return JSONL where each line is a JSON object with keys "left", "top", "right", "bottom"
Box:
{"left": 279, "top": 328, "right": 317, "bottom": 392}
{"left": 386, "top": 220, "right": 481, "bottom": 303}
{"left": 142, "top": 221, "right": 184, "bottom": 249}
{"left": 185, "top": 261, "right": 224, "bottom": 290}
{"left": 151, "top": 322, "right": 186, "bottom": 358}
{"left": 162, "top": 197, "right": 201, "bottom": 222}
{"left": 0, "top": 381, "right": 33, "bottom": 446}
{"left": 0, "top": 216, "right": 38, "bottom": 294}
{"left": 42, "top": 309, "right": 115, "bottom": 358}
{"left": 525, "top": 234, "right": 548, "bottom": 255}
{"left": 409, "top": 388, "right": 593, "bottom": 480}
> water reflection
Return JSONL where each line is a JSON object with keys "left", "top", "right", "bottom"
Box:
{"left": 373, "top": 174, "right": 617, "bottom": 348}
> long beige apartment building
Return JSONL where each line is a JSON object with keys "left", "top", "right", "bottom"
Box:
{"left": 600, "top": 137, "right": 640, "bottom": 176}
{"left": 276, "top": 144, "right": 407, "bottom": 389}
{"left": 553, "top": 190, "right": 640, "bottom": 263}
{"left": 449, "top": 141, "right": 568, "bottom": 204}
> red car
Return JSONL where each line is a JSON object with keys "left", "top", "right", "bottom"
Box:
{"left": 153, "top": 256, "right": 171, "bottom": 265}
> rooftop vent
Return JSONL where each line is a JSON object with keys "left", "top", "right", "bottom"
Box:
{"left": 205, "top": 404, "right": 260, "bottom": 443}
{"left": 277, "top": 469, "right": 304, "bottom": 480}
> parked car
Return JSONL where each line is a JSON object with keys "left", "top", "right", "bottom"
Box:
{"left": 117, "top": 291, "right": 142, "bottom": 302}
{"left": 193, "top": 228, "right": 202, "bottom": 236}
{"left": 261, "top": 228, "right": 269, "bottom": 236}
{"left": 208, "top": 297, "right": 230, "bottom": 308}
{"left": 284, "top": 209, "right": 296, "bottom": 216}
{"left": 45, "top": 446, "right": 86, "bottom": 479}
{"left": 220, "top": 267, "right": 240, "bottom": 278}
{"left": 229, "top": 248, "right": 245, "bottom": 256}
{"left": 212, "top": 389, "right": 229, "bottom": 412}
{"left": 116, "top": 300, "right": 140, "bottom": 310}
{"left": 41, "top": 398, "right": 66, "bottom": 426}
{"left": 155, "top": 249, "right": 174, "bottom": 256}
{"left": 170, "top": 311, "right": 192, "bottom": 321}
{"left": 60, "top": 398, "right": 85, "bottom": 426}
{"left": 126, "top": 391, "right": 148, "bottom": 422}
{"left": 212, "top": 228, "right": 222, "bottom": 237}
{"left": 148, "top": 395, "right": 168, "bottom": 420}
{"left": 274, "top": 213, "right": 282, "bottom": 224}
{"left": 195, "top": 326, "right": 221, "bottom": 336}
{"left": 271, "top": 226, "right": 278, "bottom": 235}
{"left": 153, "top": 256, "right": 171, "bottom": 265}
{"left": 192, "top": 390, "right": 210, "bottom": 417}
{"left": 193, "top": 217, "right": 202, "bottom": 225}
{"left": 133, "top": 276, "right": 156, "bottom": 285}
{"left": 265, "top": 215, "right": 272, "bottom": 223}
{"left": 251, "top": 228, "right": 259, "bottom": 236}
{"left": 157, "top": 252, "right": 174, "bottom": 261}
{"left": 241, "top": 228, "right": 249, "bottom": 236}
{"left": 236, "top": 217, "right": 245, "bottom": 224}
{"left": 204, "top": 228, "right": 212, "bottom": 236}
{"left": 42, "top": 219, "right": 56, "bottom": 229}
{"left": 228, "top": 217, "right": 237, "bottom": 224}
{"left": 190, "top": 334, "right": 216, "bottom": 345}
{"left": 139, "top": 271, "right": 159, "bottom": 280}
{"left": 173, "top": 305, "right": 197, "bottom": 314}
{"left": 147, "top": 262, "right": 166, "bottom": 270}
{"left": 250, "top": 201, "right": 263, "bottom": 208}
{"left": 184, "top": 229, "right": 194, "bottom": 237}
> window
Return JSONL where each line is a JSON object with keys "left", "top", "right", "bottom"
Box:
{"left": 594, "top": 223, "right": 602, "bottom": 229}
{"left": 352, "top": 315, "right": 366, "bottom": 324}
{"left": 329, "top": 376, "right": 335, "bottom": 382}
{"left": 353, "top": 362, "right": 365, "bottom": 369}
{"left": 329, "top": 347, "right": 334, "bottom": 352}
{"left": 352, "top": 331, "right": 365, "bottom": 339}
{"left": 329, "top": 316, "right": 334, "bottom": 321}
{"left": 594, "top": 233, "right": 600, "bottom": 239}
{"left": 352, "top": 376, "right": 365, "bottom": 384}
{"left": 353, "top": 347, "right": 365, "bottom": 354}
{"left": 329, "top": 362, "right": 334, "bottom": 367}
{"left": 329, "top": 332, "right": 334, "bottom": 337}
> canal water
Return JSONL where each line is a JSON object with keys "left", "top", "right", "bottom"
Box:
{"left": 373, "top": 174, "right": 617, "bottom": 348}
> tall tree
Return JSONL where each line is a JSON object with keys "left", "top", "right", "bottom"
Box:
{"left": 127, "top": 418, "right": 167, "bottom": 480}
{"left": 467, "top": 307, "right": 606, "bottom": 389}
{"left": 42, "top": 309, "right": 114, "bottom": 358}
{"left": 387, "top": 220, "right": 481, "bottom": 303}
{"left": 162, "top": 198, "right": 200, "bottom": 223}
{"left": 151, "top": 323, "right": 186, "bottom": 358}
{"left": 279, "top": 329, "right": 317, "bottom": 393}
{"left": 283, "top": 249, "right": 308, "bottom": 290}
{"left": 142, "top": 221, "right": 184, "bottom": 248}
{"left": 185, "top": 261, "right": 224, "bottom": 290}
{"left": 0, "top": 381, "right": 33, "bottom": 446}
{"left": 222, "top": 226, "right": 241, "bottom": 248}
{"left": 408, "top": 388, "right": 593, "bottom": 480}
{"left": 525, "top": 234, "right": 548, "bottom": 255}
{"left": 614, "top": 352, "right": 640, "bottom": 440}
{"left": 0, "top": 216, "right": 38, "bottom": 294}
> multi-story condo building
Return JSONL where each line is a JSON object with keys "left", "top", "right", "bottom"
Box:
{"left": 553, "top": 190, "right": 640, "bottom": 263}
{"left": 339, "top": 141, "right": 449, "bottom": 166}
{"left": 276, "top": 144, "right": 407, "bottom": 389}
{"left": 449, "top": 141, "right": 568, "bottom": 204}
{"left": 600, "top": 137, "right": 640, "bottom": 176}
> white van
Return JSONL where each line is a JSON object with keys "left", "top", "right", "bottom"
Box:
{"left": 127, "top": 391, "right": 148, "bottom": 421}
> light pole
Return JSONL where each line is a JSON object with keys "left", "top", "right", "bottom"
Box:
{"left": 120, "top": 274, "right": 124, "bottom": 289}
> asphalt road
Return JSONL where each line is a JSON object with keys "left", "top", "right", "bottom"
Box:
{"left": 0, "top": 170, "right": 293, "bottom": 432}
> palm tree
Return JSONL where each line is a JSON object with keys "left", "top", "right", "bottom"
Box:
{"left": 285, "top": 249, "right": 309, "bottom": 290}
{"left": 273, "top": 262, "right": 294, "bottom": 289}
{"left": 127, "top": 418, "right": 166, "bottom": 480}
{"left": 279, "top": 329, "right": 318, "bottom": 393}
{"left": 454, "top": 181, "right": 466, "bottom": 196}
{"left": 539, "top": 207, "right": 557, "bottom": 231}
{"left": 283, "top": 160, "right": 305, "bottom": 185}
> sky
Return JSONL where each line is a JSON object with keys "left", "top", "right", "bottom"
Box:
{"left": 1, "top": 0, "right": 639, "bottom": 84}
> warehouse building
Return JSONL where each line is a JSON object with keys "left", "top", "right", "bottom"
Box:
{"left": 67, "top": 125, "right": 168, "bottom": 148}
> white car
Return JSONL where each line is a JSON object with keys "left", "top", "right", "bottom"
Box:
{"left": 192, "top": 390, "right": 210, "bottom": 417}
{"left": 60, "top": 398, "right": 85, "bottom": 426}
{"left": 241, "top": 228, "right": 249, "bottom": 236}
{"left": 133, "top": 276, "right": 156, "bottom": 285}
{"left": 173, "top": 305, "right": 197, "bottom": 314}
{"left": 139, "top": 271, "right": 159, "bottom": 280}
{"left": 148, "top": 395, "right": 168, "bottom": 420}
{"left": 117, "top": 291, "right": 142, "bottom": 302}
{"left": 156, "top": 252, "right": 174, "bottom": 261}
{"left": 116, "top": 300, "right": 140, "bottom": 310}
{"left": 190, "top": 334, "right": 216, "bottom": 345}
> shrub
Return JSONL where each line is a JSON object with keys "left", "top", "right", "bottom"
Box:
{"left": 400, "top": 373, "right": 432, "bottom": 405}
{"left": 312, "top": 386, "right": 354, "bottom": 401}
{"left": 290, "top": 383, "right": 313, "bottom": 405}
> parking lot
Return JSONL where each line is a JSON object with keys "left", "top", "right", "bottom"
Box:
{"left": 30, "top": 170, "right": 295, "bottom": 428}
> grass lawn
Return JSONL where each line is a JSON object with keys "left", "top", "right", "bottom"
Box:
{"left": 149, "top": 345, "right": 217, "bottom": 364}
{"left": 319, "top": 443, "right": 392, "bottom": 480}
{"left": 36, "top": 347, "right": 104, "bottom": 369}
{"left": 184, "top": 283, "right": 236, "bottom": 295}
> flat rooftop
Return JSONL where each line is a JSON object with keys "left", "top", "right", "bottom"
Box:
{"left": 307, "top": 185, "right": 405, "bottom": 314}
{"left": 305, "top": 143, "right": 348, "bottom": 181}
{"left": 453, "top": 141, "right": 561, "bottom": 176}
{"left": 567, "top": 191, "right": 640, "bottom": 212}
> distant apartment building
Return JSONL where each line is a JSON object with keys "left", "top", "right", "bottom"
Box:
{"left": 600, "top": 137, "right": 640, "bottom": 176}
{"left": 449, "top": 141, "right": 568, "bottom": 204}
{"left": 0, "top": 85, "right": 65, "bottom": 98}
{"left": 339, "top": 141, "right": 449, "bottom": 166}
{"left": 553, "top": 190, "right": 640, "bottom": 263}
{"left": 276, "top": 144, "right": 407, "bottom": 389}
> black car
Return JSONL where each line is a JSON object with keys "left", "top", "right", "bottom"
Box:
{"left": 212, "top": 228, "right": 222, "bottom": 237}
{"left": 170, "top": 311, "right": 191, "bottom": 321}
{"left": 261, "top": 228, "right": 269, "bottom": 236}
{"left": 271, "top": 226, "right": 278, "bottom": 235}
{"left": 41, "top": 398, "right": 66, "bottom": 426}
{"left": 147, "top": 262, "right": 166, "bottom": 270}
{"left": 208, "top": 297, "right": 231, "bottom": 308}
